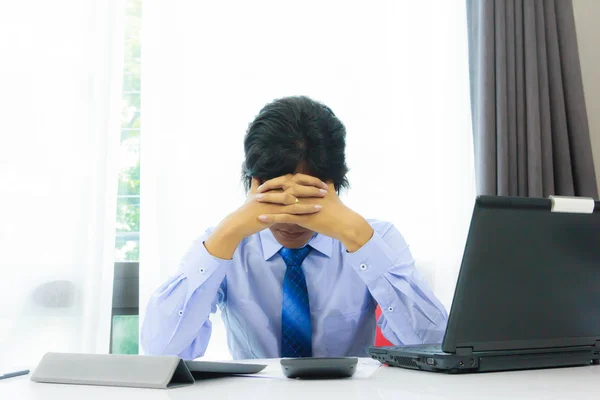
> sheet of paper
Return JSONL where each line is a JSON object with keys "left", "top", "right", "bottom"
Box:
{"left": 353, "top": 358, "right": 382, "bottom": 378}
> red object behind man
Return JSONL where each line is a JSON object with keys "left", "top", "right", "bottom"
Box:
{"left": 374, "top": 305, "right": 393, "bottom": 346}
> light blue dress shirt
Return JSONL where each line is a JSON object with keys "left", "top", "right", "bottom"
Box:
{"left": 141, "top": 220, "right": 448, "bottom": 360}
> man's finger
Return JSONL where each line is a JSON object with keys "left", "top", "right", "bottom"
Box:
{"left": 282, "top": 203, "right": 322, "bottom": 215}
{"left": 292, "top": 174, "right": 328, "bottom": 190}
{"left": 258, "top": 213, "right": 306, "bottom": 224}
{"left": 257, "top": 174, "right": 293, "bottom": 193}
{"left": 286, "top": 183, "right": 327, "bottom": 198}
{"left": 258, "top": 174, "right": 327, "bottom": 193}
{"left": 255, "top": 192, "right": 297, "bottom": 205}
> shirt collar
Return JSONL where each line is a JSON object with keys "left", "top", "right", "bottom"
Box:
{"left": 259, "top": 229, "right": 333, "bottom": 260}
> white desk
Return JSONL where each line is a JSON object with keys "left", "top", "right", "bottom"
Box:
{"left": 3, "top": 359, "right": 600, "bottom": 400}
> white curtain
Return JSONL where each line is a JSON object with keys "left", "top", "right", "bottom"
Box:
{"left": 0, "top": 0, "right": 124, "bottom": 370}
{"left": 141, "top": 0, "right": 474, "bottom": 360}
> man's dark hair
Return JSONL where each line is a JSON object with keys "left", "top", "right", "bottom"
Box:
{"left": 242, "top": 96, "right": 349, "bottom": 193}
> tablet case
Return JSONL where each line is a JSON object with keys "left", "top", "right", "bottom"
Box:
{"left": 31, "top": 352, "right": 195, "bottom": 389}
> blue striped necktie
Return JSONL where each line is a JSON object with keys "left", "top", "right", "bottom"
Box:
{"left": 279, "top": 246, "right": 312, "bottom": 358}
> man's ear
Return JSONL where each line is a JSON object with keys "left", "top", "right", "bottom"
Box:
{"left": 325, "top": 181, "right": 343, "bottom": 196}
{"left": 250, "top": 177, "right": 260, "bottom": 194}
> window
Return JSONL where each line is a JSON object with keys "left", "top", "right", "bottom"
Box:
{"left": 116, "top": 0, "right": 141, "bottom": 262}
{"left": 111, "top": 0, "right": 141, "bottom": 355}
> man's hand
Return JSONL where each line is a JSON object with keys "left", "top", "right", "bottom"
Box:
{"left": 256, "top": 181, "right": 374, "bottom": 252}
{"left": 204, "top": 176, "right": 326, "bottom": 259}
{"left": 254, "top": 173, "right": 328, "bottom": 200}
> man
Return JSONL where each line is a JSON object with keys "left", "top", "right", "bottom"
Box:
{"left": 141, "top": 96, "right": 447, "bottom": 360}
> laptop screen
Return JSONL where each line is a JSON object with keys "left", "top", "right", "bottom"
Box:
{"left": 443, "top": 196, "right": 600, "bottom": 353}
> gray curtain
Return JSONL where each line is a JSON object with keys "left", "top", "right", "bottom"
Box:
{"left": 467, "top": 0, "right": 598, "bottom": 198}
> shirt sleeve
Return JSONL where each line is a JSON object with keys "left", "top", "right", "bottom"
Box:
{"left": 342, "top": 221, "right": 448, "bottom": 345}
{"left": 140, "top": 229, "right": 233, "bottom": 359}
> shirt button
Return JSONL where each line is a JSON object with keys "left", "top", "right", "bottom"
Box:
{"left": 178, "top": 310, "right": 183, "bottom": 316}
{"left": 360, "top": 263, "right": 368, "bottom": 271}
{"left": 388, "top": 306, "right": 394, "bottom": 312}
{"left": 199, "top": 267, "right": 205, "bottom": 274}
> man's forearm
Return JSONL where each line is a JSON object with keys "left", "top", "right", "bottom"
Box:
{"left": 339, "top": 212, "right": 374, "bottom": 252}
{"left": 204, "top": 218, "right": 243, "bottom": 259}
{"left": 141, "top": 235, "right": 230, "bottom": 357}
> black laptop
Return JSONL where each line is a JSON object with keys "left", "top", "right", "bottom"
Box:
{"left": 367, "top": 195, "right": 600, "bottom": 373}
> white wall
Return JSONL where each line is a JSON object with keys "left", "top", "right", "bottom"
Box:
{"left": 573, "top": 0, "right": 600, "bottom": 191}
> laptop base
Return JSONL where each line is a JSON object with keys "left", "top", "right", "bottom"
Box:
{"left": 368, "top": 344, "right": 599, "bottom": 373}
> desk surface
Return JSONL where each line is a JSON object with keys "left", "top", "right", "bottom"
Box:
{"left": 3, "top": 358, "right": 600, "bottom": 400}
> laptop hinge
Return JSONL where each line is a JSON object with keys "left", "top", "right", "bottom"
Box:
{"left": 456, "top": 347, "right": 473, "bottom": 356}
{"left": 549, "top": 196, "right": 595, "bottom": 214}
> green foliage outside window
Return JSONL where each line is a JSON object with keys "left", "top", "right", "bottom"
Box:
{"left": 112, "top": 315, "right": 139, "bottom": 355}
{"left": 112, "top": 0, "right": 141, "bottom": 356}
{"left": 116, "top": 0, "right": 141, "bottom": 262}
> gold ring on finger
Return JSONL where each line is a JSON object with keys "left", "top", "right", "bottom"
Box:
{"left": 295, "top": 198, "right": 299, "bottom": 204}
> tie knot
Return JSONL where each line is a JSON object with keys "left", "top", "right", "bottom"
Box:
{"left": 279, "top": 246, "right": 311, "bottom": 267}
